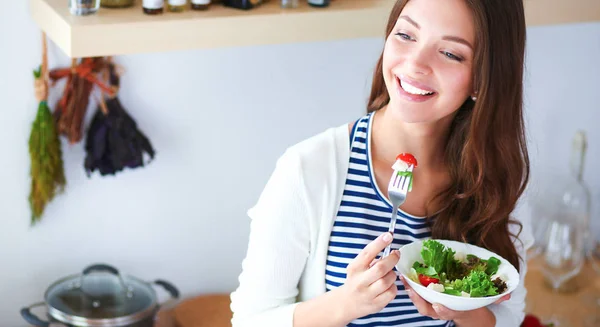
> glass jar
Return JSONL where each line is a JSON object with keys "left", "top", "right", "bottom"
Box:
{"left": 69, "top": 0, "right": 101, "bottom": 15}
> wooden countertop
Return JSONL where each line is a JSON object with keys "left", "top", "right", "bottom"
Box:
{"left": 524, "top": 258, "right": 600, "bottom": 327}
{"left": 154, "top": 258, "right": 600, "bottom": 327}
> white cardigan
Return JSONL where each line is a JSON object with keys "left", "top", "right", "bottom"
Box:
{"left": 230, "top": 123, "right": 534, "bottom": 327}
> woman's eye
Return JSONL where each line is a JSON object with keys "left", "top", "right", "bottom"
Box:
{"left": 396, "top": 33, "right": 414, "bottom": 41}
{"left": 442, "top": 51, "right": 463, "bottom": 62}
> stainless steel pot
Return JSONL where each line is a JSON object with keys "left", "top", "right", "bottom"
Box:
{"left": 21, "top": 263, "right": 179, "bottom": 327}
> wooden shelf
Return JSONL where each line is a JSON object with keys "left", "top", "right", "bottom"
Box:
{"left": 525, "top": 0, "right": 600, "bottom": 27}
{"left": 29, "top": 0, "right": 394, "bottom": 58}
{"left": 30, "top": 0, "right": 600, "bottom": 58}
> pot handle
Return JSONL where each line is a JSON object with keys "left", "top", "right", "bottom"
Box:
{"left": 154, "top": 279, "right": 180, "bottom": 300}
{"left": 80, "top": 263, "right": 128, "bottom": 293}
{"left": 82, "top": 263, "right": 119, "bottom": 276}
{"left": 20, "top": 302, "right": 49, "bottom": 327}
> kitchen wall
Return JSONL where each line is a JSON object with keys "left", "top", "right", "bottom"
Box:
{"left": 0, "top": 1, "right": 598, "bottom": 326}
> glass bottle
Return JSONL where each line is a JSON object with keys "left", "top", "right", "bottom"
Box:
{"left": 168, "top": 0, "right": 186, "bottom": 12}
{"left": 223, "top": 0, "right": 261, "bottom": 10}
{"left": 143, "top": 0, "right": 164, "bottom": 14}
{"left": 191, "top": 0, "right": 210, "bottom": 10}
{"left": 542, "top": 130, "right": 591, "bottom": 293}
{"left": 565, "top": 130, "right": 591, "bottom": 251}
{"left": 69, "top": 0, "right": 100, "bottom": 15}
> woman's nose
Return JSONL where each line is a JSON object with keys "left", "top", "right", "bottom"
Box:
{"left": 404, "top": 47, "right": 433, "bottom": 76}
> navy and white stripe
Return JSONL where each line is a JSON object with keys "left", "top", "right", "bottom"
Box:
{"left": 325, "top": 113, "right": 453, "bottom": 327}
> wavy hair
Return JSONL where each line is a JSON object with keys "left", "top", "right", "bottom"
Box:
{"left": 368, "top": 0, "right": 530, "bottom": 271}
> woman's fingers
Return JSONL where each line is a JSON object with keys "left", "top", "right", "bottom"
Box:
{"left": 401, "top": 276, "right": 439, "bottom": 319}
{"left": 363, "top": 250, "right": 400, "bottom": 285}
{"left": 349, "top": 232, "right": 393, "bottom": 274}
{"left": 493, "top": 293, "right": 511, "bottom": 304}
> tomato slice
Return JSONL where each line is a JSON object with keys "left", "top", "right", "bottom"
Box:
{"left": 417, "top": 274, "right": 439, "bottom": 287}
{"left": 521, "top": 315, "right": 543, "bottom": 327}
{"left": 396, "top": 153, "right": 418, "bottom": 167}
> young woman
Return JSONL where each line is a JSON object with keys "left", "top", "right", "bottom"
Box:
{"left": 230, "top": 0, "right": 534, "bottom": 326}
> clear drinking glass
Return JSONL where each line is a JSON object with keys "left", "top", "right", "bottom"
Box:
{"left": 69, "top": 0, "right": 101, "bottom": 15}
{"left": 539, "top": 215, "right": 586, "bottom": 326}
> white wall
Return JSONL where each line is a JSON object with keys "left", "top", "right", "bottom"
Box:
{"left": 523, "top": 22, "right": 600, "bottom": 238}
{"left": 0, "top": 1, "right": 598, "bottom": 325}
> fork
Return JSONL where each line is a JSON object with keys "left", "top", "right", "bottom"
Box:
{"left": 382, "top": 165, "right": 413, "bottom": 258}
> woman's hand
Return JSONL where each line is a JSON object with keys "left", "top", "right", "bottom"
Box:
{"left": 335, "top": 232, "right": 400, "bottom": 323}
{"left": 399, "top": 275, "right": 511, "bottom": 326}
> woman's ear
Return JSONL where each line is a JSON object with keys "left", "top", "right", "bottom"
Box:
{"left": 471, "top": 90, "right": 478, "bottom": 102}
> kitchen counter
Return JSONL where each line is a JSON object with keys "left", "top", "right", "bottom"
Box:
{"left": 154, "top": 259, "right": 600, "bottom": 327}
{"left": 525, "top": 257, "right": 599, "bottom": 327}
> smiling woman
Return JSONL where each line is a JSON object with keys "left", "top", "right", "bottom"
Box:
{"left": 379, "top": 0, "right": 478, "bottom": 124}
{"left": 230, "top": 0, "right": 533, "bottom": 327}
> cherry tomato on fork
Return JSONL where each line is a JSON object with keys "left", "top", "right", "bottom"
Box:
{"left": 396, "top": 153, "right": 418, "bottom": 167}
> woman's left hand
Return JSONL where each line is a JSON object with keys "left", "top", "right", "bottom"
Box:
{"left": 399, "top": 276, "right": 511, "bottom": 322}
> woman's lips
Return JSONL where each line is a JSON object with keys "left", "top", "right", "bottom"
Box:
{"left": 395, "top": 75, "right": 437, "bottom": 102}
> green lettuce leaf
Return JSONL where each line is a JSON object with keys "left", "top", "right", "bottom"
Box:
{"left": 413, "top": 240, "right": 502, "bottom": 297}
{"left": 485, "top": 257, "right": 501, "bottom": 275}
{"left": 412, "top": 261, "right": 438, "bottom": 278}
{"left": 447, "top": 270, "right": 499, "bottom": 297}
{"left": 421, "top": 240, "right": 452, "bottom": 274}
{"left": 420, "top": 240, "right": 464, "bottom": 280}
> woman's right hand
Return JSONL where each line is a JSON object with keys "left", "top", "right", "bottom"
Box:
{"left": 335, "top": 232, "right": 400, "bottom": 322}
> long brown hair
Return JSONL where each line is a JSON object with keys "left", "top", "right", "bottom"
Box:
{"left": 368, "top": 0, "right": 529, "bottom": 271}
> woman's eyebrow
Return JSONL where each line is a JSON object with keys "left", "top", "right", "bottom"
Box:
{"left": 399, "top": 15, "right": 473, "bottom": 50}
{"left": 399, "top": 15, "right": 420, "bottom": 29}
{"left": 442, "top": 36, "right": 473, "bottom": 50}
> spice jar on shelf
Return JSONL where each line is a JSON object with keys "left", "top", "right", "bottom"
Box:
{"left": 224, "top": 0, "right": 262, "bottom": 10}
{"left": 100, "top": 0, "right": 134, "bottom": 7}
{"left": 143, "top": 0, "right": 165, "bottom": 14}
{"left": 191, "top": 0, "right": 210, "bottom": 10}
{"left": 168, "top": 0, "right": 187, "bottom": 12}
{"left": 69, "top": 0, "right": 101, "bottom": 15}
{"left": 281, "top": 0, "right": 298, "bottom": 8}
{"left": 308, "top": 0, "right": 330, "bottom": 7}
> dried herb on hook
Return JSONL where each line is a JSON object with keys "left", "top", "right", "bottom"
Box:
{"left": 84, "top": 60, "right": 155, "bottom": 176}
{"left": 28, "top": 34, "right": 66, "bottom": 224}
{"left": 49, "top": 57, "right": 114, "bottom": 144}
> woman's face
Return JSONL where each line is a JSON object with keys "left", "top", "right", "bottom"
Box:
{"left": 382, "top": 0, "right": 476, "bottom": 124}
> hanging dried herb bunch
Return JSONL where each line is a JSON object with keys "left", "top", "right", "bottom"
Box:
{"left": 28, "top": 33, "right": 66, "bottom": 225}
{"left": 84, "top": 59, "right": 155, "bottom": 176}
{"left": 49, "top": 57, "right": 114, "bottom": 144}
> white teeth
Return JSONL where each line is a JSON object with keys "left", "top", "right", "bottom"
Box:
{"left": 400, "top": 79, "right": 434, "bottom": 95}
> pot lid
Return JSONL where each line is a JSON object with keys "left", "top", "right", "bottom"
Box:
{"left": 45, "top": 264, "right": 156, "bottom": 326}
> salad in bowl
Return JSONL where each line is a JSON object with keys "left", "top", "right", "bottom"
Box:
{"left": 396, "top": 239, "right": 520, "bottom": 311}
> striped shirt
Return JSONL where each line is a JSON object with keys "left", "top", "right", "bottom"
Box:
{"left": 325, "top": 113, "right": 453, "bottom": 327}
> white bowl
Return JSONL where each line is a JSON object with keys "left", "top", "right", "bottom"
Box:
{"left": 396, "top": 239, "right": 520, "bottom": 311}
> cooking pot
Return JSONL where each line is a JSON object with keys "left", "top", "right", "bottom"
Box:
{"left": 21, "top": 263, "right": 179, "bottom": 327}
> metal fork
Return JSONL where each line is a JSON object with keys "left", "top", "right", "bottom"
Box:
{"left": 382, "top": 165, "right": 413, "bottom": 258}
